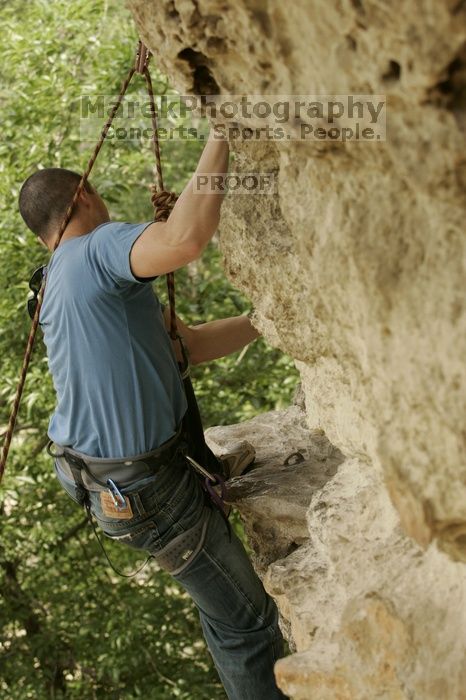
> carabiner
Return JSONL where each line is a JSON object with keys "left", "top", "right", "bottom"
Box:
{"left": 106, "top": 478, "right": 127, "bottom": 510}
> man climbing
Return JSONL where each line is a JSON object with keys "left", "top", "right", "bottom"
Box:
{"left": 18, "top": 127, "right": 288, "bottom": 700}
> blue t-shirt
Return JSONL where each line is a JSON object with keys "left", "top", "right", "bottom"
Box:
{"left": 39, "top": 221, "right": 187, "bottom": 458}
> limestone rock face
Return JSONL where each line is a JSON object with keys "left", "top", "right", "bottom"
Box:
{"left": 128, "top": 1, "right": 466, "bottom": 697}
{"left": 206, "top": 408, "right": 466, "bottom": 700}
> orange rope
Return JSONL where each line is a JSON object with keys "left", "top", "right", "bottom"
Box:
{"left": 142, "top": 61, "right": 179, "bottom": 339}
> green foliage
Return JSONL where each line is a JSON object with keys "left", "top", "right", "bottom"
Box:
{"left": 0, "top": 1, "right": 298, "bottom": 698}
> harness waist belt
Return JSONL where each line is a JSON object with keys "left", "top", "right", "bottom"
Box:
{"left": 49, "top": 423, "right": 185, "bottom": 491}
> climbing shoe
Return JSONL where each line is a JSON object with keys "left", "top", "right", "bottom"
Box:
{"left": 218, "top": 440, "right": 256, "bottom": 480}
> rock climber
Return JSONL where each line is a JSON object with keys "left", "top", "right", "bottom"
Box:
{"left": 18, "top": 127, "right": 288, "bottom": 700}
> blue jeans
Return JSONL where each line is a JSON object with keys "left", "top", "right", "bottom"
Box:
{"left": 53, "top": 448, "right": 288, "bottom": 700}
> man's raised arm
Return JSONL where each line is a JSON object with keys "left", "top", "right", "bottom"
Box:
{"left": 130, "top": 129, "right": 229, "bottom": 278}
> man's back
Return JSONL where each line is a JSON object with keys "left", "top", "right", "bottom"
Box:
{"left": 40, "top": 221, "right": 187, "bottom": 458}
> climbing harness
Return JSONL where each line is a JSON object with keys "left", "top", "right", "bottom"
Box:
{"left": 1, "top": 40, "right": 230, "bottom": 576}
{"left": 49, "top": 424, "right": 229, "bottom": 577}
{"left": 48, "top": 424, "right": 223, "bottom": 578}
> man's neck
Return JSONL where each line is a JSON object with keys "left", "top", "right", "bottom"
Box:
{"left": 47, "top": 218, "right": 109, "bottom": 252}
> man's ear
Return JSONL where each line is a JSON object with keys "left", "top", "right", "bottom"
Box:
{"left": 78, "top": 188, "right": 92, "bottom": 209}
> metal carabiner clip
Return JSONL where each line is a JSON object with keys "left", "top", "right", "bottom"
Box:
{"left": 106, "top": 478, "right": 127, "bottom": 510}
{"left": 184, "top": 454, "right": 216, "bottom": 481}
{"left": 185, "top": 455, "right": 228, "bottom": 512}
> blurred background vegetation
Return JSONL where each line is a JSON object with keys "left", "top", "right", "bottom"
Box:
{"left": 0, "top": 1, "right": 299, "bottom": 697}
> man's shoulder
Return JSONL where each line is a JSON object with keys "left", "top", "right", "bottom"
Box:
{"left": 90, "top": 220, "right": 140, "bottom": 239}
{"left": 89, "top": 220, "right": 154, "bottom": 256}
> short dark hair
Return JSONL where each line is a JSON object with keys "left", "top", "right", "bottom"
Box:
{"left": 18, "top": 168, "right": 93, "bottom": 240}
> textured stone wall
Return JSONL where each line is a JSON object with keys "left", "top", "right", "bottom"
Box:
{"left": 128, "top": 1, "right": 466, "bottom": 697}
{"left": 206, "top": 407, "right": 466, "bottom": 699}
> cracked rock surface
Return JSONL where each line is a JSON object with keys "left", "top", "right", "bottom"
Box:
{"left": 207, "top": 407, "right": 466, "bottom": 700}
{"left": 129, "top": 1, "right": 466, "bottom": 697}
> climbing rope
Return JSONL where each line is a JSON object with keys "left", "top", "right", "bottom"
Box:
{"left": 143, "top": 62, "right": 179, "bottom": 340}
{"left": 0, "top": 41, "right": 178, "bottom": 483}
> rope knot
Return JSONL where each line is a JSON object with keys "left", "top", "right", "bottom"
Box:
{"left": 151, "top": 188, "right": 178, "bottom": 222}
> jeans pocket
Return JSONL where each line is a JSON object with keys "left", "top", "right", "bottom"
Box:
{"left": 93, "top": 461, "right": 208, "bottom": 557}
{"left": 132, "top": 454, "right": 205, "bottom": 526}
